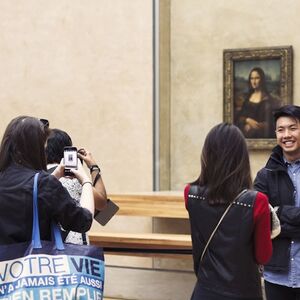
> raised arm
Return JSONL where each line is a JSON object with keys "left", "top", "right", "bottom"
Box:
{"left": 51, "top": 158, "right": 94, "bottom": 215}
{"left": 78, "top": 148, "right": 107, "bottom": 210}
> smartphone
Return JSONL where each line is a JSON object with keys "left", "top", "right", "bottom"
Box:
{"left": 94, "top": 199, "right": 119, "bottom": 226}
{"left": 63, "top": 146, "right": 78, "bottom": 176}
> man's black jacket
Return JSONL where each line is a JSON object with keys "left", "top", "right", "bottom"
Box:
{"left": 254, "top": 145, "right": 300, "bottom": 271}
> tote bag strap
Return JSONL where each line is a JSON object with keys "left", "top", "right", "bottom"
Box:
{"left": 31, "top": 172, "right": 65, "bottom": 250}
{"left": 200, "top": 189, "right": 247, "bottom": 263}
{"left": 32, "top": 173, "right": 41, "bottom": 248}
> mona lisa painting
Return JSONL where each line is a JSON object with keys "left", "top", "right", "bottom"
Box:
{"left": 223, "top": 46, "right": 293, "bottom": 149}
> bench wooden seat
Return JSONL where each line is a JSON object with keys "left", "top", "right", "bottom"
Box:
{"left": 107, "top": 192, "right": 188, "bottom": 219}
{"left": 88, "top": 192, "right": 192, "bottom": 257}
{"left": 89, "top": 232, "right": 192, "bottom": 257}
{"left": 89, "top": 232, "right": 191, "bottom": 249}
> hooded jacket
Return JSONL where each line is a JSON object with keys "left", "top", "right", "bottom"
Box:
{"left": 254, "top": 145, "right": 300, "bottom": 271}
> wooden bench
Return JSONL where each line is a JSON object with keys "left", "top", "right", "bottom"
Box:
{"left": 88, "top": 192, "right": 192, "bottom": 257}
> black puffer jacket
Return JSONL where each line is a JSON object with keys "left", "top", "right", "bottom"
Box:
{"left": 254, "top": 145, "right": 300, "bottom": 271}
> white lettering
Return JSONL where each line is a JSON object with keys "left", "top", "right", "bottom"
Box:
{"left": 0, "top": 255, "right": 69, "bottom": 283}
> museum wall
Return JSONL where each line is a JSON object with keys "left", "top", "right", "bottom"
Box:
{"left": 0, "top": 0, "right": 153, "bottom": 194}
{"left": 0, "top": 3, "right": 157, "bottom": 298}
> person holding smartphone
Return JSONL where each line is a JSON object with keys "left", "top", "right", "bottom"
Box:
{"left": 0, "top": 116, "right": 94, "bottom": 245}
{"left": 46, "top": 128, "right": 107, "bottom": 245}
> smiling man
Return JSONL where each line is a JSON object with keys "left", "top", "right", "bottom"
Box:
{"left": 254, "top": 105, "right": 300, "bottom": 300}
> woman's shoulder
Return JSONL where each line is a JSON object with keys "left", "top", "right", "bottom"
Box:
{"left": 0, "top": 164, "right": 45, "bottom": 184}
{"left": 252, "top": 190, "right": 269, "bottom": 211}
{"left": 38, "top": 169, "right": 58, "bottom": 181}
{"left": 254, "top": 191, "right": 269, "bottom": 205}
{"left": 243, "top": 190, "right": 268, "bottom": 202}
{"left": 184, "top": 184, "right": 190, "bottom": 197}
{"left": 184, "top": 184, "right": 206, "bottom": 201}
{"left": 184, "top": 184, "right": 202, "bottom": 209}
{"left": 38, "top": 171, "right": 68, "bottom": 193}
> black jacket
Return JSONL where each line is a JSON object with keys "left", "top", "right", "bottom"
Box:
{"left": 254, "top": 145, "right": 300, "bottom": 271}
{"left": 187, "top": 185, "right": 262, "bottom": 299}
{"left": 0, "top": 163, "right": 93, "bottom": 245}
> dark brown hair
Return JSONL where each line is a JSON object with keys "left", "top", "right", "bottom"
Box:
{"left": 45, "top": 129, "right": 73, "bottom": 164}
{"left": 0, "top": 116, "right": 50, "bottom": 171}
{"left": 192, "top": 123, "right": 252, "bottom": 205}
{"left": 273, "top": 104, "right": 300, "bottom": 124}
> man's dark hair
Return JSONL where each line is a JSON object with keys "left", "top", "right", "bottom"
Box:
{"left": 192, "top": 123, "right": 252, "bottom": 205}
{"left": 273, "top": 105, "right": 300, "bottom": 124}
{"left": 46, "top": 129, "right": 72, "bottom": 164}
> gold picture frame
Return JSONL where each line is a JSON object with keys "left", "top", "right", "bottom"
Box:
{"left": 223, "top": 46, "right": 293, "bottom": 149}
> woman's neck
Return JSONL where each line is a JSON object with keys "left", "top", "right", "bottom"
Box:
{"left": 249, "top": 90, "right": 262, "bottom": 103}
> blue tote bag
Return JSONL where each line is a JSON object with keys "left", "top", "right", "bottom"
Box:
{"left": 0, "top": 173, "right": 105, "bottom": 299}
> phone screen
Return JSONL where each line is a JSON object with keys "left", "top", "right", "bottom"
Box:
{"left": 64, "top": 147, "right": 78, "bottom": 174}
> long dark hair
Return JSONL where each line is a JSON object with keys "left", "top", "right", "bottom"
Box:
{"left": 192, "top": 123, "right": 252, "bottom": 205}
{"left": 0, "top": 116, "right": 50, "bottom": 171}
{"left": 46, "top": 129, "right": 73, "bottom": 164}
{"left": 247, "top": 67, "right": 268, "bottom": 95}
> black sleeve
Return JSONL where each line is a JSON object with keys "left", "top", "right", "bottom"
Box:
{"left": 185, "top": 185, "right": 202, "bottom": 275}
{"left": 253, "top": 169, "right": 269, "bottom": 196}
{"left": 38, "top": 172, "right": 93, "bottom": 233}
{"left": 279, "top": 222, "right": 300, "bottom": 238}
{"left": 277, "top": 205, "right": 300, "bottom": 226}
{"left": 191, "top": 239, "right": 202, "bottom": 276}
{"left": 189, "top": 218, "right": 203, "bottom": 275}
{"left": 254, "top": 168, "right": 300, "bottom": 230}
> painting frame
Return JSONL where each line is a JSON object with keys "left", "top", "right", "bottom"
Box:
{"left": 223, "top": 46, "right": 293, "bottom": 150}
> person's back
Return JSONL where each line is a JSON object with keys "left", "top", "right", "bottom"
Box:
{"left": 0, "top": 164, "right": 91, "bottom": 244}
{"left": 0, "top": 116, "right": 94, "bottom": 245}
{"left": 186, "top": 185, "right": 267, "bottom": 299}
{"left": 184, "top": 123, "right": 272, "bottom": 300}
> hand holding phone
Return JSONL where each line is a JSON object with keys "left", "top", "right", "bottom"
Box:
{"left": 77, "top": 148, "right": 95, "bottom": 168}
{"left": 63, "top": 146, "right": 78, "bottom": 176}
{"left": 68, "top": 157, "right": 91, "bottom": 184}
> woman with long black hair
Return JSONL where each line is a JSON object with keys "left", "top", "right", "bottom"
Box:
{"left": 0, "top": 116, "right": 94, "bottom": 245}
{"left": 185, "top": 123, "right": 272, "bottom": 299}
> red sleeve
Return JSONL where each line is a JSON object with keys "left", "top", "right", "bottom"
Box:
{"left": 184, "top": 184, "right": 191, "bottom": 209}
{"left": 253, "top": 191, "right": 272, "bottom": 265}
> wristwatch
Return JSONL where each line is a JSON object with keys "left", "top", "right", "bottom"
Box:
{"left": 90, "top": 165, "right": 101, "bottom": 174}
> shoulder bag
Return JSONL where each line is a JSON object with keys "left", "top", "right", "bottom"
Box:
{"left": 0, "top": 173, "right": 105, "bottom": 299}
